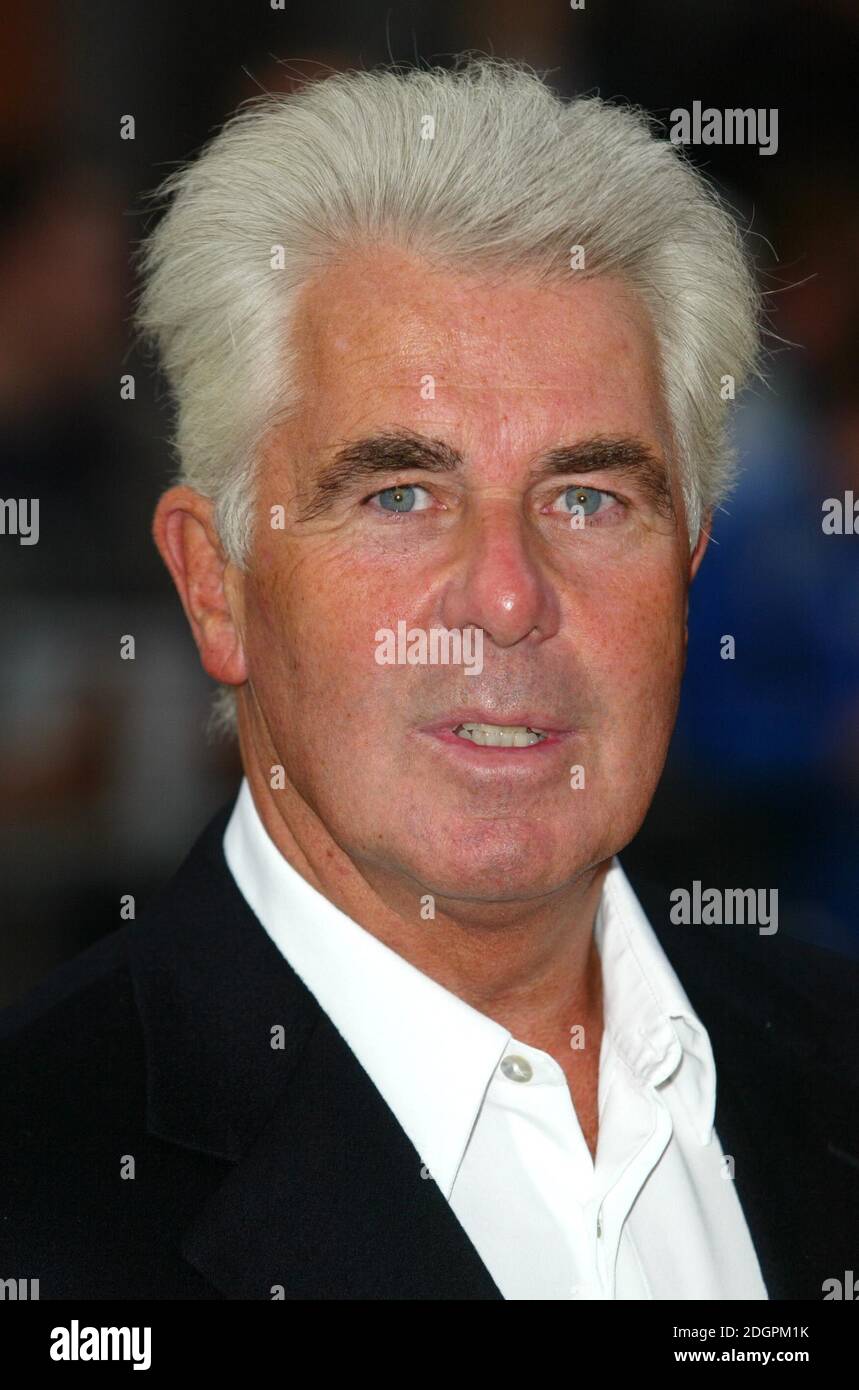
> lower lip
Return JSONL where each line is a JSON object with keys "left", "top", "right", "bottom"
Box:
{"left": 416, "top": 726, "right": 574, "bottom": 770}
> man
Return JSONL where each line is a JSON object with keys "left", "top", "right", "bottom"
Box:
{"left": 1, "top": 57, "right": 856, "bottom": 1301}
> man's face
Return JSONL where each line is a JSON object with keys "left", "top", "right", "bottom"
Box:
{"left": 238, "top": 246, "right": 700, "bottom": 903}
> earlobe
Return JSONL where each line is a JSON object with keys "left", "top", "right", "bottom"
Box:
{"left": 152, "top": 486, "right": 248, "bottom": 687}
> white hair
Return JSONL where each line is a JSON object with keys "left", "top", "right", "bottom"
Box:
{"left": 134, "top": 55, "right": 761, "bottom": 737}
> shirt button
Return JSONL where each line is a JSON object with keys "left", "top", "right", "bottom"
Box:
{"left": 500, "top": 1054, "right": 533, "bottom": 1083}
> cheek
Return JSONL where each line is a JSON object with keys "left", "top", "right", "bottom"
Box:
{"left": 243, "top": 540, "right": 403, "bottom": 721}
{"left": 589, "top": 566, "right": 686, "bottom": 745}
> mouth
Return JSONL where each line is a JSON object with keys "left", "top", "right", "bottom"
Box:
{"left": 452, "top": 721, "right": 549, "bottom": 748}
{"left": 417, "top": 711, "right": 573, "bottom": 763}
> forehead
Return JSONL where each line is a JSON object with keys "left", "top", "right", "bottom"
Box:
{"left": 288, "top": 244, "right": 670, "bottom": 463}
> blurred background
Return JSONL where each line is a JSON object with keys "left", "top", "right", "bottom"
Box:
{"left": 1, "top": 0, "right": 857, "bottom": 1006}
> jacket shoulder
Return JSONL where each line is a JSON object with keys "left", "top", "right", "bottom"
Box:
{"left": 0, "top": 923, "right": 145, "bottom": 1167}
{"left": 0, "top": 804, "right": 239, "bottom": 1298}
{"left": 628, "top": 866, "right": 859, "bottom": 1088}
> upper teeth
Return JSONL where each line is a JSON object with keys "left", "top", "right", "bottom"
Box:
{"left": 454, "top": 722, "right": 547, "bottom": 747}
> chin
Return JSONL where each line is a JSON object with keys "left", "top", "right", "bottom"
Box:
{"left": 407, "top": 825, "right": 599, "bottom": 904}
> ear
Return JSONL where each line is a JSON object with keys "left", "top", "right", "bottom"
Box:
{"left": 152, "top": 486, "right": 247, "bottom": 687}
{"left": 689, "top": 513, "right": 711, "bottom": 583}
{"left": 684, "top": 511, "right": 712, "bottom": 635}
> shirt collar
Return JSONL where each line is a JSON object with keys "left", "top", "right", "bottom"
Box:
{"left": 224, "top": 779, "right": 716, "bottom": 1197}
{"left": 597, "top": 861, "right": 716, "bottom": 1145}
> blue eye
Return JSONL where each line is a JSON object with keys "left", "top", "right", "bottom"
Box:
{"left": 372, "top": 484, "right": 429, "bottom": 513}
{"left": 563, "top": 486, "right": 605, "bottom": 516}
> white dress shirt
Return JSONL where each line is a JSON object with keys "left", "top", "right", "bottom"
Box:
{"left": 223, "top": 778, "right": 768, "bottom": 1301}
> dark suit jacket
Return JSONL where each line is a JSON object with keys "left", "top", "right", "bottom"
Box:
{"left": 1, "top": 797, "right": 857, "bottom": 1300}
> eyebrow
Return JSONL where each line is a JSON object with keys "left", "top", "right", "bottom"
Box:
{"left": 294, "top": 427, "right": 675, "bottom": 522}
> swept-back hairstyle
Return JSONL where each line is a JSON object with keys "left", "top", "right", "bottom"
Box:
{"left": 135, "top": 55, "right": 761, "bottom": 735}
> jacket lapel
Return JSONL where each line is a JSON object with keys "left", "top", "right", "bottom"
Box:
{"left": 180, "top": 1007, "right": 503, "bottom": 1299}
{"left": 703, "top": 991, "right": 859, "bottom": 1301}
{"left": 641, "top": 878, "right": 859, "bottom": 1301}
{"left": 127, "top": 800, "right": 502, "bottom": 1300}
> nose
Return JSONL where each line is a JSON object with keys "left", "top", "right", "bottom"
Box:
{"left": 438, "top": 494, "right": 561, "bottom": 647}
